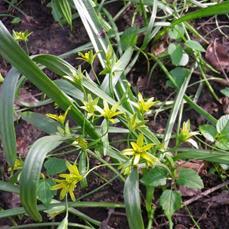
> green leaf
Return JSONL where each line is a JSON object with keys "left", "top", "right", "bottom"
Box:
{"left": 177, "top": 168, "right": 204, "bottom": 189}
{"left": 176, "top": 148, "right": 229, "bottom": 164}
{"left": 44, "top": 157, "right": 67, "bottom": 176}
{"left": 159, "top": 190, "right": 181, "bottom": 226}
{"left": 20, "top": 135, "right": 64, "bottom": 221}
{"left": 185, "top": 40, "right": 205, "bottom": 52}
{"left": 0, "top": 68, "right": 20, "bottom": 165}
{"left": 168, "top": 25, "right": 184, "bottom": 40}
{"left": 167, "top": 67, "right": 190, "bottom": 88}
{"left": 216, "top": 115, "right": 229, "bottom": 133}
{"left": 172, "top": 2, "right": 229, "bottom": 26}
{"left": 168, "top": 43, "right": 189, "bottom": 66}
{"left": 57, "top": 214, "right": 68, "bottom": 229}
{"left": 0, "top": 180, "right": 19, "bottom": 193}
{"left": 163, "top": 68, "right": 193, "bottom": 148}
{"left": 168, "top": 43, "right": 183, "bottom": 66}
{"left": 141, "top": 166, "right": 168, "bottom": 187}
{"left": 37, "top": 179, "right": 56, "bottom": 207}
{"left": 21, "top": 111, "right": 61, "bottom": 134}
{"left": 120, "top": 27, "right": 138, "bottom": 50}
{"left": 199, "top": 124, "right": 217, "bottom": 142}
{"left": 215, "top": 138, "right": 229, "bottom": 151}
{"left": 124, "top": 169, "right": 145, "bottom": 229}
{"left": 51, "top": 0, "right": 72, "bottom": 27}
{"left": 221, "top": 87, "right": 229, "bottom": 97}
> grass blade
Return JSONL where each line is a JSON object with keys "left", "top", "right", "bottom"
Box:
{"left": 163, "top": 69, "right": 193, "bottom": 148}
{"left": 172, "top": 1, "right": 229, "bottom": 26}
{"left": 0, "top": 68, "right": 20, "bottom": 165}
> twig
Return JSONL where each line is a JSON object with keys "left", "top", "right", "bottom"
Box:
{"left": 184, "top": 180, "right": 229, "bottom": 206}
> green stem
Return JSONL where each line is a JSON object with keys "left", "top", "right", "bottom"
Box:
{"left": 10, "top": 222, "right": 91, "bottom": 229}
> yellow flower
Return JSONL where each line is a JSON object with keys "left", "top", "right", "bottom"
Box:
{"left": 78, "top": 50, "right": 96, "bottom": 65}
{"left": 72, "top": 136, "right": 88, "bottom": 151}
{"left": 47, "top": 106, "right": 71, "bottom": 126}
{"left": 51, "top": 161, "right": 83, "bottom": 201}
{"left": 122, "top": 134, "right": 158, "bottom": 166}
{"left": 8, "top": 158, "right": 23, "bottom": 172}
{"left": 133, "top": 93, "right": 158, "bottom": 114}
{"left": 126, "top": 114, "right": 146, "bottom": 132}
{"left": 13, "top": 30, "right": 32, "bottom": 42}
{"left": 98, "top": 101, "right": 122, "bottom": 123}
{"left": 178, "top": 120, "right": 198, "bottom": 143}
{"left": 81, "top": 94, "right": 99, "bottom": 118}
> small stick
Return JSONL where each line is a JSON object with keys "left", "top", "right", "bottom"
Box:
{"left": 184, "top": 180, "right": 229, "bottom": 206}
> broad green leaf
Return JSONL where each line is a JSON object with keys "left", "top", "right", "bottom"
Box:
{"left": 185, "top": 40, "right": 205, "bottom": 52}
{"left": 215, "top": 138, "right": 229, "bottom": 151}
{"left": 0, "top": 68, "right": 20, "bottom": 165}
{"left": 221, "top": 87, "right": 229, "bottom": 97}
{"left": 44, "top": 157, "right": 67, "bottom": 176}
{"left": 199, "top": 124, "right": 217, "bottom": 142}
{"left": 168, "top": 43, "right": 183, "bottom": 66}
{"left": 168, "top": 25, "right": 184, "bottom": 40}
{"left": 159, "top": 190, "right": 181, "bottom": 227}
{"left": 176, "top": 148, "right": 229, "bottom": 164}
{"left": 141, "top": 166, "right": 168, "bottom": 187}
{"left": 167, "top": 67, "right": 190, "bottom": 88}
{"left": 21, "top": 111, "right": 61, "bottom": 134}
{"left": 120, "top": 27, "right": 138, "bottom": 50}
{"left": 0, "top": 180, "right": 19, "bottom": 193}
{"left": 37, "top": 179, "right": 56, "bottom": 207}
{"left": 216, "top": 115, "right": 229, "bottom": 133}
{"left": 20, "top": 135, "right": 64, "bottom": 221}
{"left": 124, "top": 169, "right": 145, "bottom": 229}
{"left": 177, "top": 168, "right": 204, "bottom": 189}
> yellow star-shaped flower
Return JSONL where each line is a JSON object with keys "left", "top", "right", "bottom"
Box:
{"left": 51, "top": 161, "right": 83, "bottom": 201}
{"left": 98, "top": 101, "right": 123, "bottom": 123}
{"left": 133, "top": 93, "right": 158, "bottom": 115}
{"left": 122, "top": 134, "right": 158, "bottom": 166}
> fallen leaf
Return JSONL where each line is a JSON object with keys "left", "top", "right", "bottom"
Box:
{"left": 205, "top": 38, "right": 229, "bottom": 73}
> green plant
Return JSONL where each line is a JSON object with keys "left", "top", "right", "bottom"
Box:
{"left": 0, "top": 0, "right": 228, "bottom": 228}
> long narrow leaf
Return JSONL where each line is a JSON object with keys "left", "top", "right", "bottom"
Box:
{"left": 176, "top": 148, "right": 229, "bottom": 164}
{"left": 163, "top": 69, "right": 193, "bottom": 148}
{"left": 0, "top": 68, "right": 20, "bottom": 165}
{"left": 0, "top": 180, "right": 19, "bottom": 193}
{"left": 124, "top": 169, "right": 145, "bottom": 229}
{"left": 20, "top": 135, "right": 64, "bottom": 221}
{"left": 172, "top": 1, "right": 229, "bottom": 26}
